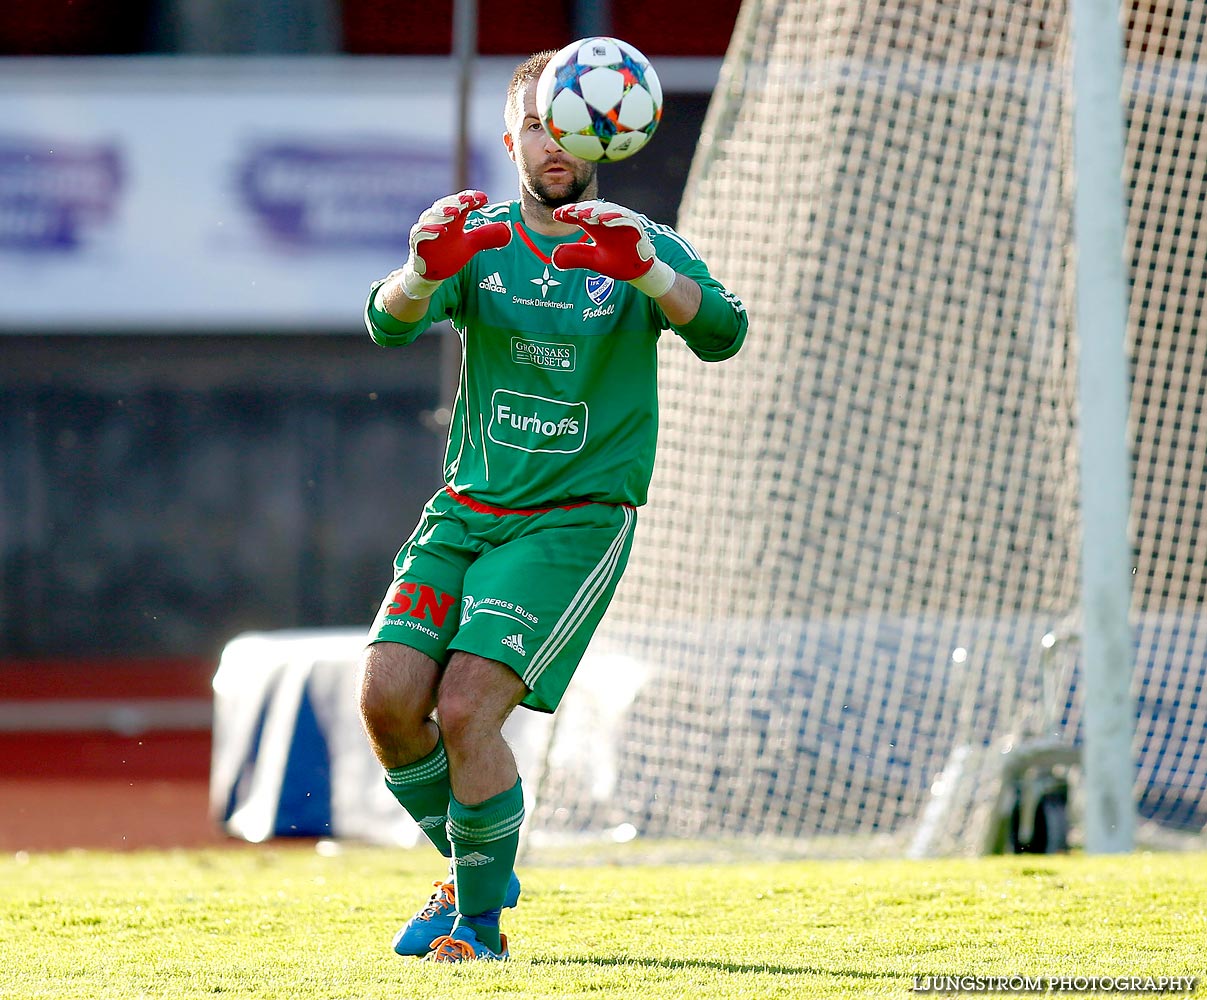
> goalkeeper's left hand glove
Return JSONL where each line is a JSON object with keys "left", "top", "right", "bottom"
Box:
{"left": 550, "top": 200, "right": 677, "bottom": 299}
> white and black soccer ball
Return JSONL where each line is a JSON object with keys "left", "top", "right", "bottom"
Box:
{"left": 536, "top": 36, "right": 663, "bottom": 163}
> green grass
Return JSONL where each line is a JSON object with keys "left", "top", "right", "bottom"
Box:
{"left": 1, "top": 845, "right": 1203, "bottom": 998}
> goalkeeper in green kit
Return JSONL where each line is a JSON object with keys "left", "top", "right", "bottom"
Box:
{"left": 358, "top": 49, "right": 747, "bottom": 963}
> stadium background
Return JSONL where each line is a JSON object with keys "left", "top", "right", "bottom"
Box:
{"left": 2, "top": 2, "right": 1202, "bottom": 854}
{"left": 0, "top": 0, "right": 741, "bottom": 851}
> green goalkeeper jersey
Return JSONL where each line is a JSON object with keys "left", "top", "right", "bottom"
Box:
{"left": 364, "top": 200, "right": 747, "bottom": 510}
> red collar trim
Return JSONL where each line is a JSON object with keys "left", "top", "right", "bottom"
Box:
{"left": 513, "top": 221, "right": 589, "bottom": 266}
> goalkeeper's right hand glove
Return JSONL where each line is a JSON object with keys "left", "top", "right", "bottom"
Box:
{"left": 397, "top": 190, "right": 512, "bottom": 299}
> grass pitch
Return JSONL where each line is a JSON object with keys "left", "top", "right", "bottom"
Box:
{"left": 1, "top": 845, "right": 1202, "bottom": 998}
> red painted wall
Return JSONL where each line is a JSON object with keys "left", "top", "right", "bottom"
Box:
{"left": 0, "top": 659, "right": 213, "bottom": 781}
{"left": 334, "top": 0, "right": 743, "bottom": 56}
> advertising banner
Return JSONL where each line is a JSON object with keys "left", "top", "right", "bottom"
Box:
{"left": 0, "top": 58, "right": 519, "bottom": 331}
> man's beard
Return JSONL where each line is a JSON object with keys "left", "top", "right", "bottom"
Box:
{"left": 525, "top": 161, "right": 596, "bottom": 207}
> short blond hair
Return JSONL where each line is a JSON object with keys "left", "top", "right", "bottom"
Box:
{"left": 504, "top": 49, "right": 556, "bottom": 133}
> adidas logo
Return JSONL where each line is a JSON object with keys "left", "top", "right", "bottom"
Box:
{"left": 416, "top": 814, "right": 446, "bottom": 831}
{"left": 479, "top": 271, "right": 507, "bottom": 294}
{"left": 501, "top": 633, "right": 526, "bottom": 656}
{"left": 454, "top": 851, "right": 494, "bottom": 867}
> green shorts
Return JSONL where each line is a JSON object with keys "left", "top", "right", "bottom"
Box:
{"left": 369, "top": 487, "right": 637, "bottom": 713}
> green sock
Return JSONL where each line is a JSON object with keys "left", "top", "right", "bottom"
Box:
{"left": 447, "top": 777, "right": 525, "bottom": 953}
{"left": 384, "top": 737, "right": 452, "bottom": 858}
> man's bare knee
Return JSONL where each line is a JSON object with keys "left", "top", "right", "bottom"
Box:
{"left": 358, "top": 642, "right": 440, "bottom": 750}
{"left": 436, "top": 653, "right": 527, "bottom": 750}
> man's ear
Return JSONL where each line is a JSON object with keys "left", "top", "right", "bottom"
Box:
{"left": 503, "top": 132, "right": 515, "bottom": 162}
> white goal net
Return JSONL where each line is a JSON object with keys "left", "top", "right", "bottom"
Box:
{"left": 528, "top": 0, "right": 1207, "bottom": 855}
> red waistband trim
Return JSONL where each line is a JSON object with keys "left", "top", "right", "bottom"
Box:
{"left": 444, "top": 485, "right": 633, "bottom": 517}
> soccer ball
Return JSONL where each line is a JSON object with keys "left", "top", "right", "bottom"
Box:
{"left": 536, "top": 36, "right": 663, "bottom": 163}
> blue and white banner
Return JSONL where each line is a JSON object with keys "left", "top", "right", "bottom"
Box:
{"left": 0, "top": 58, "right": 518, "bottom": 331}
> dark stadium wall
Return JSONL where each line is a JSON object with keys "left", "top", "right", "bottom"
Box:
{"left": 0, "top": 335, "right": 446, "bottom": 660}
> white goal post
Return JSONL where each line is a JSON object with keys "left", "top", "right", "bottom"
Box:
{"left": 1070, "top": 0, "right": 1136, "bottom": 853}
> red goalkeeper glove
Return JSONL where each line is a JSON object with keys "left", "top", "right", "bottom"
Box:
{"left": 398, "top": 190, "right": 512, "bottom": 299}
{"left": 550, "top": 200, "right": 677, "bottom": 298}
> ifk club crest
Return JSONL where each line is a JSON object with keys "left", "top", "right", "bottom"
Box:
{"left": 585, "top": 274, "right": 614, "bottom": 305}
